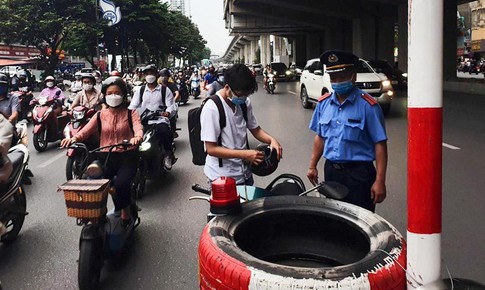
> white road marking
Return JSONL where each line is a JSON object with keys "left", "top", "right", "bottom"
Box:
{"left": 442, "top": 143, "right": 461, "bottom": 150}
{"left": 288, "top": 91, "right": 297, "bottom": 95}
{"left": 38, "top": 151, "right": 66, "bottom": 168}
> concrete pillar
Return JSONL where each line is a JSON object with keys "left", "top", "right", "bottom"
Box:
{"left": 443, "top": 0, "right": 457, "bottom": 80}
{"left": 244, "top": 43, "right": 251, "bottom": 65}
{"left": 294, "top": 34, "right": 307, "bottom": 67}
{"left": 353, "top": 17, "right": 376, "bottom": 59}
{"left": 260, "top": 34, "right": 271, "bottom": 66}
{"left": 306, "top": 32, "right": 325, "bottom": 60}
{"left": 398, "top": 3, "right": 408, "bottom": 72}
{"left": 240, "top": 45, "right": 246, "bottom": 64}
{"left": 249, "top": 39, "right": 257, "bottom": 64}
{"left": 377, "top": 16, "right": 396, "bottom": 63}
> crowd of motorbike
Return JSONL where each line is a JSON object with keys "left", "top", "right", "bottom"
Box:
{"left": 0, "top": 65, "right": 214, "bottom": 289}
{"left": 457, "top": 58, "right": 485, "bottom": 75}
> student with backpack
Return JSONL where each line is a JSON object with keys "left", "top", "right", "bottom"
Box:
{"left": 199, "top": 64, "right": 283, "bottom": 185}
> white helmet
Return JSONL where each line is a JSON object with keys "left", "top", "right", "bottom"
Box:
{"left": 44, "top": 76, "right": 55, "bottom": 82}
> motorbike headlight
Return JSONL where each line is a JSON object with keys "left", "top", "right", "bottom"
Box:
{"left": 381, "top": 80, "right": 391, "bottom": 87}
{"left": 139, "top": 142, "right": 151, "bottom": 152}
{"left": 86, "top": 161, "right": 103, "bottom": 179}
{"left": 38, "top": 97, "right": 47, "bottom": 105}
{"left": 402, "top": 73, "right": 408, "bottom": 78}
{"left": 73, "top": 111, "right": 85, "bottom": 120}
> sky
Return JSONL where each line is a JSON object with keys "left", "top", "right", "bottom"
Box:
{"left": 164, "top": 0, "right": 232, "bottom": 57}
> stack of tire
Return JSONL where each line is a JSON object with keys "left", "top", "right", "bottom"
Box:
{"left": 198, "top": 196, "right": 406, "bottom": 289}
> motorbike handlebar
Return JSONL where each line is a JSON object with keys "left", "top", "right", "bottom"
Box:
{"left": 191, "top": 184, "right": 211, "bottom": 195}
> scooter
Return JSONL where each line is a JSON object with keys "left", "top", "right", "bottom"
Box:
{"left": 60, "top": 142, "right": 140, "bottom": 290}
{"left": 176, "top": 78, "right": 189, "bottom": 105}
{"left": 0, "top": 144, "right": 33, "bottom": 243}
{"left": 266, "top": 73, "right": 276, "bottom": 94}
{"left": 64, "top": 106, "right": 97, "bottom": 180}
{"left": 66, "top": 87, "right": 81, "bottom": 110}
{"left": 191, "top": 77, "right": 201, "bottom": 98}
{"left": 11, "top": 87, "right": 34, "bottom": 122}
{"left": 30, "top": 93, "right": 69, "bottom": 152}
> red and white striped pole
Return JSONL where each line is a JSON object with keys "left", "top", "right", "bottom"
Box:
{"left": 407, "top": 0, "right": 443, "bottom": 288}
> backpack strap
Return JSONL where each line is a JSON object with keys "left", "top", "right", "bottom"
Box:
{"left": 139, "top": 84, "right": 146, "bottom": 105}
{"left": 162, "top": 86, "right": 166, "bottom": 106}
{"left": 97, "top": 109, "right": 134, "bottom": 137}
{"left": 209, "top": 95, "right": 225, "bottom": 167}
{"left": 240, "top": 103, "right": 249, "bottom": 149}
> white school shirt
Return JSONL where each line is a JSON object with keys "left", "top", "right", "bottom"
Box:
{"left": 128, "top": 84, "right": 175, "bottom": 124}
{"left": 200, "top": 93, "right": 259, "bottom": 184}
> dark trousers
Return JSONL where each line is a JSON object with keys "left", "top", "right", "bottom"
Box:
{"left": 102, "top": 150, "right": 138, "bottom": 211}
{"left": 154, "top": 123, "right": 173, "bottom": 153}
{"left": 324, "top": 160, "right": 376, "bottom": 212}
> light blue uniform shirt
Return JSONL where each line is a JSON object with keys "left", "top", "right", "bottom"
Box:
{"left": 309, "top": 87, "right": 387, "bottom": 162}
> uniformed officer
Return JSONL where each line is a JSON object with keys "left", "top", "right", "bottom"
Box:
{"left": 307, "top": 50, "right": 388, "bottom": 212}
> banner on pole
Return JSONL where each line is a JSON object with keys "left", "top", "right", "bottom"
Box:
{"left": 99, "top": 0, "right": 121, "bottom": 26}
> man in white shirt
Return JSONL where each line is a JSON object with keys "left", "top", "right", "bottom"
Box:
{"left": 129, "top": 64, "right": 175, "bottom": 169}
{"left": 200, "top": 64, "right": 283, "bottom": 185}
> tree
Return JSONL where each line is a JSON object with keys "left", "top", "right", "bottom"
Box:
{"left": 0, "top": 0, "right": 93, "bottom": 75}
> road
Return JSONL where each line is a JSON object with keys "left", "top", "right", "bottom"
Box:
{"left": 1, "top": 80, "right": 484, "bottom": 289}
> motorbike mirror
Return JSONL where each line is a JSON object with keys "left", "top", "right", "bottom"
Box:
{"left": 55, "top": 90, "right": 61, "bottom": 96}
{"left": 317, "top": 181, "right": 349, "bottom": 200}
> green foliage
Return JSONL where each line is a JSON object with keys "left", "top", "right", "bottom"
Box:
{"left": 0, "top": 0, "right": 208, "bottom": 72}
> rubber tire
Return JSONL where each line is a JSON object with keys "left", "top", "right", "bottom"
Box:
{"left": 199, "top": 196, "right": 406, "bottom": 289}
{"left": 300, "top": 86, "right": 312, "bottom": 109}
{"left": 66, "top": 154, "right": 84, "bottom": 181}
{"left": 132, "top": 163, "right": 146, "bottom": 200}
{"left": 78, "top": 239, "right": 102, "bottom": 290}
{"left": 1, "top": 187, "right": 27, "bottom": 243}
{"left": 33, "top": 130, "right": 48, "bottom": 152}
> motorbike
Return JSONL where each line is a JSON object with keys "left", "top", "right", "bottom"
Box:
{"left": 30, "top": 93, "right": 69, "bottom": 152}
{"left": 11, "top": 87, "right": 34, "bottom": 122}
{"left": 137, "top": 108, "right": 177, "bottom": 197}
{"left": 176, "top": 78, "right": 189, "bottom": 105}
{"left": 63, "top": 106, "right": 97, "bottom": 180}
{"left": 190, "top": 77, "right": 201, "bottom": 98}
{"left": 60, "top": 142, "right": 141, "bottom": 290}
{"left": 0, "top": 144, "right": 33, "bottom": 243}
{"left": 266, "top": 73, "right": 276, "bottom": 94}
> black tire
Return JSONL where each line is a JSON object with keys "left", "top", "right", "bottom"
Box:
{"left": 33, "top": 129, "right": 48, "bottom": 152}
{"left": 1, "top": 187, "right": 27, "bottom": 243}
{"left": 66, "top": 154, "right": 84, "bottom": 181}
{"left": 132, "top": 164, "right": 146, "bottom": 200}
{"left": 300, "top": 86, "right": 312, "bottom": 109}
{"left": 199, "top": 196, "right": 406, "bottom": 289}
{"left": 78, "top": 239, "right": 102, "bottom": 290}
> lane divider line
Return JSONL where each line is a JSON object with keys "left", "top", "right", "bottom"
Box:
{"left": 442, "top": 143, "right": 460, "bottom": 150}
{"left": 288, "top": 91, "right": 297, "bottom": 95}
{"left": 38, "top": 151, "right": 66, "bottom": 168}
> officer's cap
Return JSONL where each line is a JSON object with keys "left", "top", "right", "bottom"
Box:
{"left": 320, "top": 50, "right": 359, "bottom": 73}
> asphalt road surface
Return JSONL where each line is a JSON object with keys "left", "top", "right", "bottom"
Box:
{"left": 1, "top": 80, "right": 484, "bottom": 289}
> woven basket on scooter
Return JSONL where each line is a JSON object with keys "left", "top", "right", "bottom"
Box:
{"left": 58, "top": 179, "right": 110, "bottom": 219}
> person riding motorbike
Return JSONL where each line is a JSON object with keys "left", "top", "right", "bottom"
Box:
{"left": 40, "top": 76, "right": 65, "bottom": 116}
{"left": 263, "top": 64, "right": 273, "bottom": 89}
{"left": 61, "top": 76, "right": 143, "bottom": 226}
{"left": 70, "top": 72, "right": 83, "bottom": 93}
{"left": 13, "top": 71, "right": 34, "bottom": 92}
{"left": 202, "top": 64, "right": 217, "bottom": 92}
{"left": 206, "top": 70, "right": 224, "bottom": 96}
{"left": 0, "top": 113, "right": 14, "bottom": 185}
{"left": 129, "top": 65, "right": 176, "bottom": 169}
{"left": 71, "top": 73, "right": 104, "bottom": 110}
{"left": 159, "top": 69, "right": 180, "bottom": 139}
{"left": 0, "top": 73, "right": 19, "bottom": 126}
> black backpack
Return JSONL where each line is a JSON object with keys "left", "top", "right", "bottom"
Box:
{"left": 188, "top": 95, "right": 247, "bottom": 166}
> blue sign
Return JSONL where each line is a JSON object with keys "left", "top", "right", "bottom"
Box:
{"left": 99, "top": 0, "right": 121, "bottom": 26}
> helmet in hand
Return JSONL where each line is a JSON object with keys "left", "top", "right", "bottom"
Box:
{"left": 249, "top": 144, "right": 279, "bottom": 176}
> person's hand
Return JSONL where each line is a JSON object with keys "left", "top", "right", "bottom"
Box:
{"left": 130, "top": 136, "right": 142, "bottom": 146}
{"left": 60, "top": 137, "right": 75, "bottom": 148}
{"left": 244, "top": 149, "right": 264, "bottom": 165}
{"left": 307, "top": 167, "right": 319, "bottom": 186}
{"left": 162, "top": 112, "right": 170, "bottom": 118}
{"left": 269, "top": 138, "right": 283, "bottom": 160}
{"left": 371, "top": 180, "right": 386, "bottom": 204}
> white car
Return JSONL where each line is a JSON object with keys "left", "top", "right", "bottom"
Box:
{"left": 300, "top": 58, "right": 393, "bottom": 115}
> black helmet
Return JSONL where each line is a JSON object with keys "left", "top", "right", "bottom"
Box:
{"left": 101, "top": 76, "right": 127, "bottom": 97}
{"left": 249, "top": 144, "right": 279, "bottom": 176}
{"left": 80, "top": 73, "right": 95, "bottom": 83}
{"left": 143, "top": 64, "right": 158, "bottom": 74}
{"left": 0, "top": 73, "right": 8, "bottom": 85}
{"left": 160, "top": 68, "right": 171, "bottom": 77}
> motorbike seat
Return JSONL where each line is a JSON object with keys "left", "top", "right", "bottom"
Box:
{"left": 0, "top": 151, "right": 24, "bottom": 197}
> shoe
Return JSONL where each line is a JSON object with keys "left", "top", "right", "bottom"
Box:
{"left": 163, "top": 155, "right": 172, "bottom": 170}
{"left": 173, "top": 131, "right": 179, "bottom": 139}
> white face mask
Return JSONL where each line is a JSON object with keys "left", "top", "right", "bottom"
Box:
{"left": 46, "top": 82, "right": 54, "bottom": 88}
{"left": 105, "top": 94, "right": 123, "bottom": 107}
{"left": 83, "top": 84, "right": 93, "bottom": 91}
{"left": 145, "top": 75, "right": 157, "bottom": 84}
